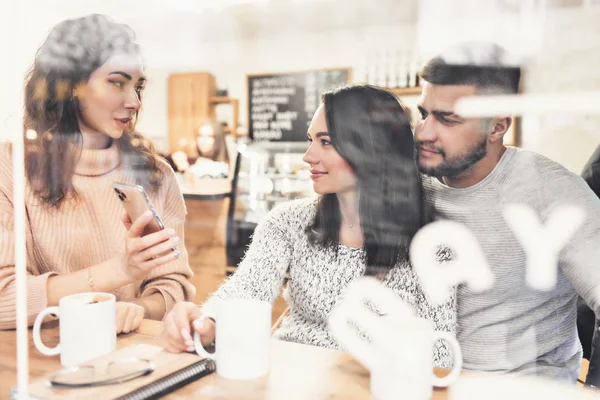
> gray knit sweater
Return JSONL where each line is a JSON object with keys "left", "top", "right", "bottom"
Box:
{"left": 201, "top": 197, "right": 457, "bottom": 368}
{"left": 423, "top": 147, "right": 600, "bottom": 382}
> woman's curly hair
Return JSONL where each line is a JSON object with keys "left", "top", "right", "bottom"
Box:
{"left": 23, "top": 14, "right": 163, "bottom": 208}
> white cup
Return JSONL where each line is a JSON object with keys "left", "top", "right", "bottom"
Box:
{"left": 33, "top": 292, "right": 117, "bottom": 367}
{"left": 194, "top": 298, "right": 272, "bottom": 380}
{"left": 329, "top": 277, "right": 463, "bottom": 400}
{"left": 369, "top": 317, "right": 462, "bottom": 400}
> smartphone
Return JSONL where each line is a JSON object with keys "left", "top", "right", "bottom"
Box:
{"left": 112, "top": 183, "right": 175, "bottom": 250}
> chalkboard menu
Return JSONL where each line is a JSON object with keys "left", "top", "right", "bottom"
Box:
{"left": 247, "top": 68, "right": 352, "bottom": 141}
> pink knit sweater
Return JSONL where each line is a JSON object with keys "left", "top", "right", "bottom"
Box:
{"left": 0, "top": 141, "right": 195, "bottom": 329}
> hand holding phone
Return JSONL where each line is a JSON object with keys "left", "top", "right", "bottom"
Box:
{"left": 113, "top": 183, "right": 169, "bottom": 237}
{"left": 113, "top": 183, "right": 181, "bottom": 282}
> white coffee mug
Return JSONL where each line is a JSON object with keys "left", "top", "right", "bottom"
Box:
{"left": 329, "top": 277, "right": 463, "bottom": 400}
{"left": 194, "top": 298, "right": 272, "bottom": 380}
{"left": 369, "top": 317, "right": 462, "bottom": 400}
{"left": 33, "top": 292, "right": 117, "bottom": 367}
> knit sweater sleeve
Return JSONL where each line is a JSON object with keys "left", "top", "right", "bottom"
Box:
{"left": 138, "top": 160, "right": 196, "bottom": 316}
{"left": 200, "top": 202, "right": 295, "bottom": 319}
{"left": 0, "top": 142, "right": 56, "bottom": 330}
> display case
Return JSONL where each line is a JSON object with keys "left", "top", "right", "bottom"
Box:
{"left": 226, "top": 141, "right": 315, "bottom": 272}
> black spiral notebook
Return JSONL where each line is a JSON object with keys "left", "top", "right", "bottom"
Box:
{"left": 11, "top": 344, "right": 216, "bottom": 400}
{"left": 117, "top": 357, "right": 216, "bottom": 400}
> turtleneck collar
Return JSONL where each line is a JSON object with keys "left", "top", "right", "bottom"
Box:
{"left": 74, "top": 140, "right": 121, "bottom": 177}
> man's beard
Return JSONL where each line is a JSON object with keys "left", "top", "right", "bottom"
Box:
{"left": 416, "top": 135, "right": 487, "bottom": 178}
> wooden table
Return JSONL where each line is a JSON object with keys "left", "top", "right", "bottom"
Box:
{"left": 0, "top": 320, "right": 453, "bottom": 400}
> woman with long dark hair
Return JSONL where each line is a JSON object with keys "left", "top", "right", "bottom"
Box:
{"left": 162, "top": 84, "right": 455, "bottom": 366}
{"left": 0, "top": 14, "right": 195, "bottom": 332}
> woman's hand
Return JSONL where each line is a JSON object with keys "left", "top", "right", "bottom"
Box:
{"left": 120, "top": 211, "right": 180, "bottom": 282}
{"left": 162, "top": 302, "right": 216, "bottom": 353}
{"left": 116, "top": 301, "right": 145, "bottom": 334}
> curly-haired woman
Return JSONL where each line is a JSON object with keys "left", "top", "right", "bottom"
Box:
{"left": 0, "top": 14, "right": 195, "bottom": 332}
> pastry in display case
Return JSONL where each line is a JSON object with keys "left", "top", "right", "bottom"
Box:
{"left": 226, "top": 141, "right": 315, "bottom": 271}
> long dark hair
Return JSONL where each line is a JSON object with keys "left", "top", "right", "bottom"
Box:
{"left": 307, "top": 84, "right": 430, "bottom": 276}
{"left": 23, "top": 14, "right": 163, "bottom": 208}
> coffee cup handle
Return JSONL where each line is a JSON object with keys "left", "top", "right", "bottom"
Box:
{"left": 193, "top": 316, "right": 216, "bottom": 360}
{"left": 33, "top": 306, "right": 61, "bottom": 356}
{"left": 431, "top": 331, "right": 463, "bottom": 387}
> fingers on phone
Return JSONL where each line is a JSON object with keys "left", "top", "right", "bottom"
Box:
{"left": 128, "top": 211, "right": 154, "bottom": 238}
{"left": 139, "top": 237, "right": 180, "bottom": 261}
{"left": 142, "top": 249, "right": 180, "bottom": 270}
{"left": 133, "top": 228, "right": 176, "bottom": 253}
{"left": 143, "top": 228, "right": 176, "bottom": 248}
{"left": 122, "top": 213, "right": 132, "bottom": 224}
